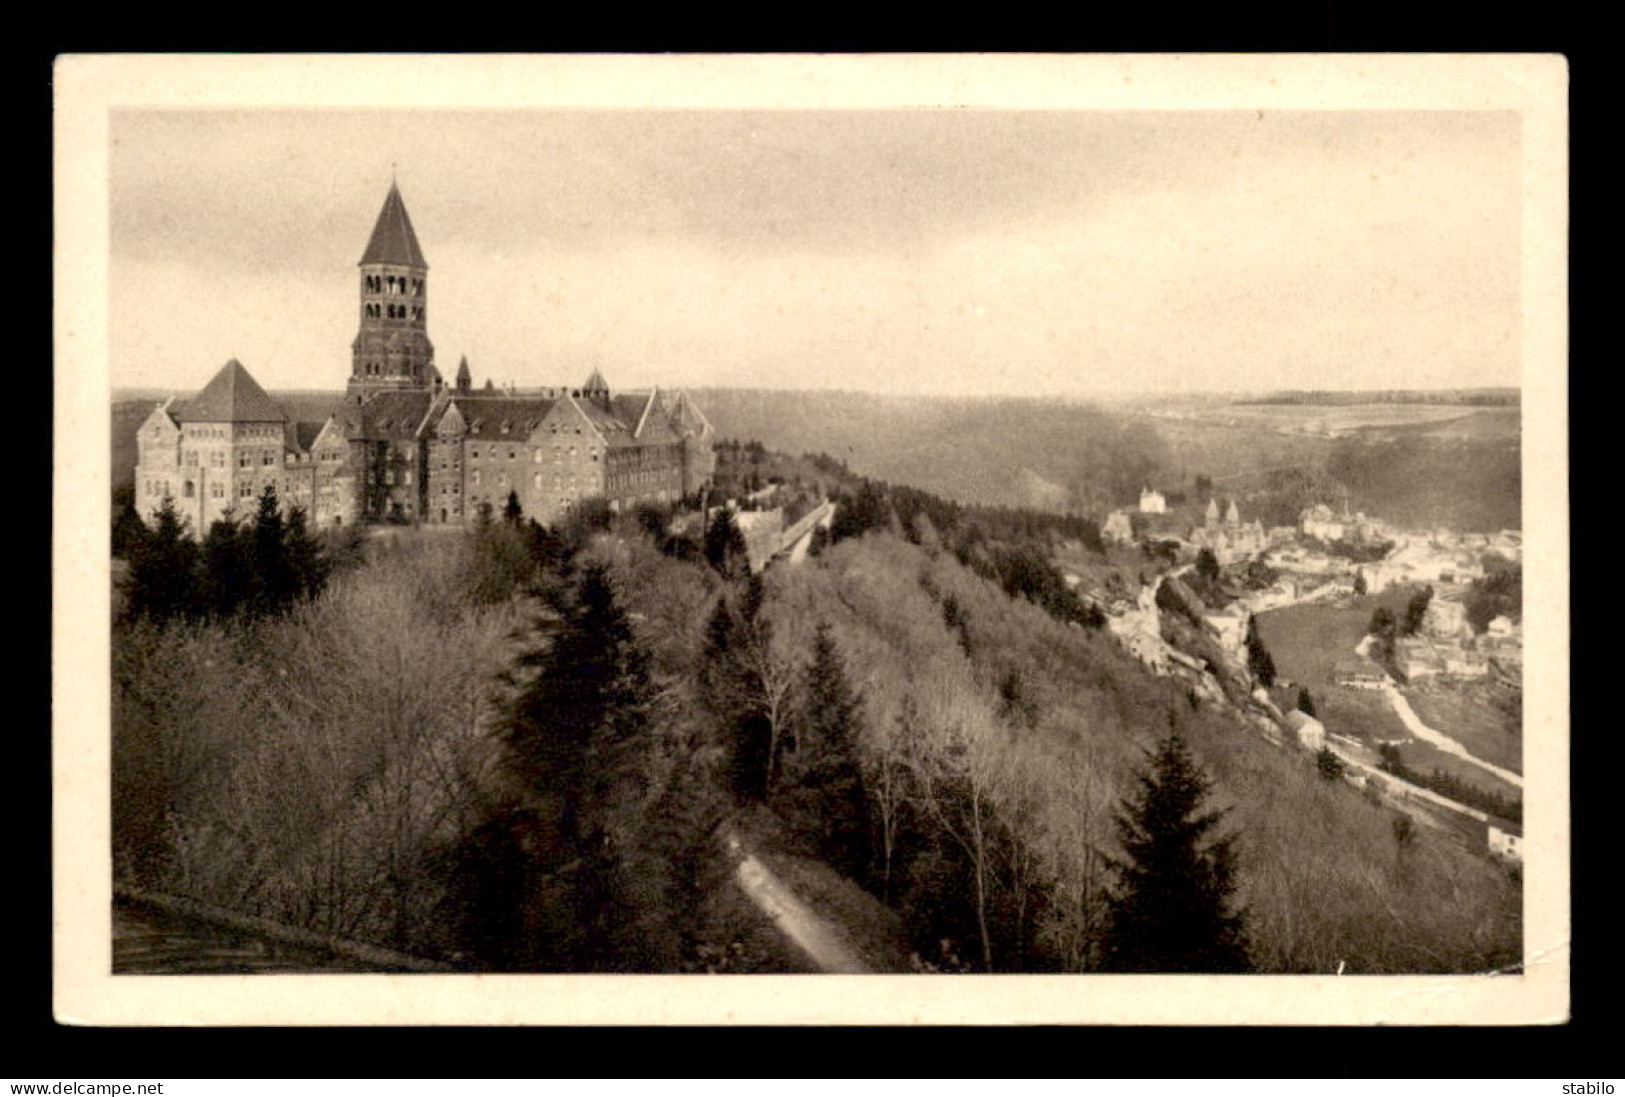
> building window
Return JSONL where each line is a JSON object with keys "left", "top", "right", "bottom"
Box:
{"left": 471, "top": 470, "right": 481, "bottom": 485}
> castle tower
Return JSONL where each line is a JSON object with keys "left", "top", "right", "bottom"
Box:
{"left": 349, "top": 182, "right": 435, "bottom": 398}
{"left": 455, "top": 355, "right": 472, "bottom": 394}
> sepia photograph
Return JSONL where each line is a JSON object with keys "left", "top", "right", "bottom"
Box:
{"left": 54, "top": 54, "right": 1568, "bottom": 1025}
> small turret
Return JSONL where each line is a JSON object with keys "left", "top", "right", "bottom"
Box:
{"left": 580, "top": 367, "right": 611, "bottom": 405}
{"left": 455, "top": 356, "right": 472, "bottom": 394}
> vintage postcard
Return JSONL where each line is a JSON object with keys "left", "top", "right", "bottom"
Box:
{"left": 54, "top": 53, "right": 1568, "bottom": 1024}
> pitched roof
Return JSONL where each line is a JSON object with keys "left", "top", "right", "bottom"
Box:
{"left": 582, "top": 367, "right": 610, "bottom": 394}
{"left": 450, "top": 395, "right": 558, "bottom": 441}
{"left": 359, "top": 183, "right": 428, "bottom": 268}
{"left": 666, "top": 388, "right": 711, "bottom": 435}
{"left": 574, "top": 395, "right": 641, "bottom": 447}
{"left": 357, "top": 390, "right": 435, "bottom": 440}
{"left": 176, "top": 359, "right": 286, "bottom": 423}
{"left": 284, "top": 421, "right": 326, "bottom": 454}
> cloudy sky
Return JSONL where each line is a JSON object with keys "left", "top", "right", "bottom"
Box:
{"left": 110, "top": 109, "right": 1520, "bottom": 397}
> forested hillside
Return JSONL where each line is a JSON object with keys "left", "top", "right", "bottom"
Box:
{"left": 113, "top": 460, "right": 1520, "bottom": 973}
{"left": 693, "top": 389, "right": 1521, "bottom": 530}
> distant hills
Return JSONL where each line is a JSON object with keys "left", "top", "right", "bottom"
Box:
{"left": 1235, "top": 388, "right": 1519, "bottom": 407}
{"left": 112, "top": 384, "right": 1522, "bottom": 531}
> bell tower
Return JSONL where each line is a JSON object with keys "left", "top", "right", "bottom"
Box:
{"left": 349, "top": 181, "right": 435, "bottom": 398}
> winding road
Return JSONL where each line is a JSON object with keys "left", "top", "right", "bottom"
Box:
{"left": 1379, "top": 682, "right": 1523, "bottom": 789}
{"left": 1355, "top": 636, "right": 1522, "bottom": 790}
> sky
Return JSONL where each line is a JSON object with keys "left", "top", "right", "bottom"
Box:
{"left": 109, "top": 109, "right": 1521, "bottom": 397}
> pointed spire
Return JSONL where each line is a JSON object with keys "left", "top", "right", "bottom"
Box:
{"left": 360, "top": 182, "right": 428, "bottom": 268}
{"left": 582, "top": 367, "right": 610, "bottom": 399}
{"left": 455, "top": 355, "right": 472, "bottom": 393}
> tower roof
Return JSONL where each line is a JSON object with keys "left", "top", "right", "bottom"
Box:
{"left": 582, "top": 367, "right": 610, "bottom": 395}
{"left": 177, "top": 359, "right": 286, "bottom": 423}
{"left": 359, "top": 182, "right": 428, "bottom": 268}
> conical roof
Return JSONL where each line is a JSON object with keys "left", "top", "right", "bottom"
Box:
{"left": 359, "top": 182, "right": 428, "bottom": 268}
{"left": 177, "top": 359, "right": 286, "bottom": 423}
{"left": 582, "top": 367, "right": 610, "bottom": 395}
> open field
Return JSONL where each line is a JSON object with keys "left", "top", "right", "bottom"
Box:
{"left": 1316, "top": 687, "right": 1411, "bottom": 747}
{"left": 1149, "top": 402, "right": 1520, "bottom": 441}
{"left": 1254, "top": 590, "right": 1415, "bottom": 691}
{"left": 1256, "top": 591, "right": 1419, "bottom": 749}
{"left": 1255, "top": 592, "right": 1522, "bottom": 810}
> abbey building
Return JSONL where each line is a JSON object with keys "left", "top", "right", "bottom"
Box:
{"left": 134, "top": 183, "right": 715, "bottom": 533}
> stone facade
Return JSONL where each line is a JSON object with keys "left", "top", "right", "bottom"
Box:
{"left": 134, "top": 182, "right": 714, "bottom": 534}
{"left": 134, "top": 361, "right": 358, "bottom": 534}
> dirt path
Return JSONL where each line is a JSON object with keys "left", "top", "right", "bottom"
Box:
{"left": 725, "top": 833, "right": 870, "bottom": 974}
{"left": 1380, "top": 682, "right": 1523, "bottom": 790}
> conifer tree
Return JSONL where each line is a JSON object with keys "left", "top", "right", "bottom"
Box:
{"left": 704, "top": 509, "right": 749, "bottom": 581}
{"left": 1296, "top": 686, "right": 1317, "bottom": 717}
{"left": 699, "top": 582, "right": 776, "bottom": 802}
{"left": 780, "top": 622, "right": 870, "bottom": 879}
{"left": 502, "top": 489, "right": 524, "bottom": 526}
{"left": 1404, "top": 585, "right": 1435, "bottom": 636}
{"left": 196, "top": 513, "right": 249, "bottom": 621}
{"left": 1101, "top": 731, "right": 1250, "bottom": 973}
{"left": 111, "top": 492, "right": 149, "bottom": 561}
{"left": 499, "top": 562, "right": 657, "bottom": 969}
{"left": 245, "top": 485, "right": 296, "bottom": 620}
{"left": 124, "top": 496, "right": 198, "bottom": 624}
{"left": 1195, "top": 547, "right": 1221, "bottom": 587}
{"left": 284, "top": 505, "right": 331, "bottom": 602}
{"left": 1244, "top": 615, "right": 1277, "bottom": 687}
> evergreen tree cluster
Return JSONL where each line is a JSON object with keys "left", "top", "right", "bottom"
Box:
{"left": 774, "top": 622, "right": 872, "bottom": 880}
{"left": 481, "top": 562, "right": 664, "bottom": 970}
{"left": 1377, "top": 743, "right": 1521, "bottom": 824}
{"left": 699, "top": 573, "right": 777, "bottom": 802}
{"left": 122, "top": 488, "right": 333, "bottom": 626}
{"left": 827, "top": 479, "right": 1106, "bottom": 630}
